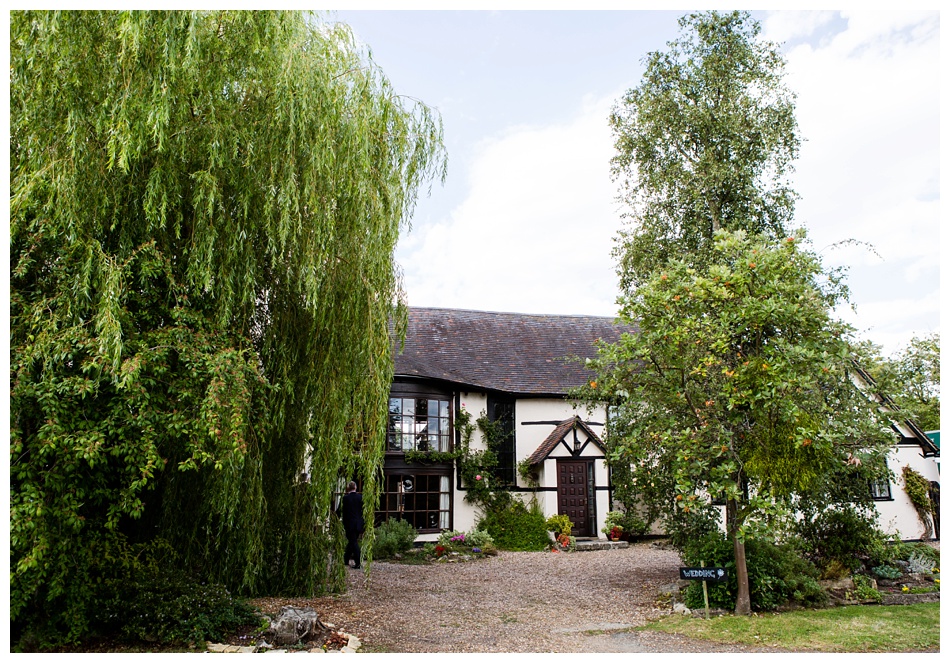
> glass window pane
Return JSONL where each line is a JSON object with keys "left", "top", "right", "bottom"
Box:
{"left": 440, "top": 400, "right": 448, "bottom": 418}
{"left": 378, "top": 471, "right": 451, "bottom": 533}
{"left": 428, "top": 400, "right": 440, "bottom": 417}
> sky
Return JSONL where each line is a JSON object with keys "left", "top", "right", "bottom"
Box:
{"left": 328, "top": 7, "right": 941, "bottom": 359}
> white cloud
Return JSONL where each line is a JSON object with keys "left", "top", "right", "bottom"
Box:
{"left": 834, "top": 287, "right": 941, "bottom": 356}
{"left": 762, "top": 10, "right": 839, "bottom": 45}
{"left": 397, "top": 92, "right": 623, "bottom": 317}
{"left": 398, "top": 11, "right": 940, "bottom": 356}
{"left": 765, "top": 10, "right": 940, "bottom": 354}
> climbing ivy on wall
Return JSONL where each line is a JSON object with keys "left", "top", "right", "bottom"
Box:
{"left": 901, "top": 466, "right": 935, "bottom": 539}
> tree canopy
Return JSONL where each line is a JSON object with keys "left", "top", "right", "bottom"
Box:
{"left": 584, "top": 230, "right": 893, "bottom": 614}
{"left": 861, "top": 334, "right": 940, "bottom": 432}
{"left": 10, "top": 10, "right": 445, "bottom": 644}
{"left": 610, "top": 10, "right": 799, "bottom": 293}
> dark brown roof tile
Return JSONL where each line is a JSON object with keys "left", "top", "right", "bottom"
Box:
{"left": 393, "top": 307, "right": 634, "bottom": 395}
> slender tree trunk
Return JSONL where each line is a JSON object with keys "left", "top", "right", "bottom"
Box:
{"left": 727, "top": 498, "right": 751, "bottom": 615}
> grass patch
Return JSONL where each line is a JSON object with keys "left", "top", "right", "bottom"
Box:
{"left": 641, "top": 603, "right": 939, "bottom": 652}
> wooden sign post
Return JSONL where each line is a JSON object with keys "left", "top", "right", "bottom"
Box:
{"left": 679, "top": 563, "right": 728, "bottom": 620}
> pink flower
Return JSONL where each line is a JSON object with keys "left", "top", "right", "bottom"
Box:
{"left": 475, "top": 475, "right": 482, "bottom": 481}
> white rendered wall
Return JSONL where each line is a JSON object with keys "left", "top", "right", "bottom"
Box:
{"left": 517, "top": 398, "right": 611, "bottom": 538}
{"left": 432, "top": 394, "right": 613, "bottom": 539}
{"left": 874, "top": 444, "right": 940, "bottom": 540}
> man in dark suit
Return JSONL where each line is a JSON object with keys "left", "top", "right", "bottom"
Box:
{"left": 341, "top": 481, "right": 364, "bottom": 569}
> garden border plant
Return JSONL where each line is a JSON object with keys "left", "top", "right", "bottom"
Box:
{"left": 545, "top": 514, "right": 576, "bottom": 552}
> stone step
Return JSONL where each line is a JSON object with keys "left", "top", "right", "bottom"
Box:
{"left": 574, "top": 538, "right": 629, "bottom": 551}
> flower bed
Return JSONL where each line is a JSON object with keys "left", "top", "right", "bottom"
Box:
{"left": 413, "top": 529, "right": 500, "bottom": 563}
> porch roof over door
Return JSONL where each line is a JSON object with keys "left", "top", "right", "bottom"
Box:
{"left": 526, "top": 416, "right": 607, "bottom": 465}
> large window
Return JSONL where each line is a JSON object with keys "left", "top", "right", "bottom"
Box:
{"left": 388, "top": 396, "right": 451, "bottom": 452}
{"left": 377, "top": 472, "right": 451, "bottom": 532}
{"left": 488, "top": 396, "right": 516, "bottom": 486}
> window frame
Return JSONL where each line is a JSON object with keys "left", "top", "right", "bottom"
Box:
{"left": 869, "top": 476, "right": 893, "bottom": 501}
{"left": 387, "top": 383, "right": 453, "bottom": 454}
{"left": 376, "top": 469, "right": 453, "bottom": 533}
{"left": 487, "top": 394, "right": 517, "bottom": 487}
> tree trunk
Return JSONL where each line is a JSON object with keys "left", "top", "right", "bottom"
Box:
{"left": 727, "top": 498, "right": 751, "bottom": 615}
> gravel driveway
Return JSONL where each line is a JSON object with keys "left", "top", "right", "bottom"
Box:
{"left": 254, "top": 542, "right": 790, "bottom": 653}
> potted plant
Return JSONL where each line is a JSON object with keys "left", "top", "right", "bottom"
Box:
{"left": 602, "top": 511, "right": 625, "bottom": 541}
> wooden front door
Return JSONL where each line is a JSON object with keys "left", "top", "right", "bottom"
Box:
{"left": 557, "top": 459, "right": 593, "bottom": 537}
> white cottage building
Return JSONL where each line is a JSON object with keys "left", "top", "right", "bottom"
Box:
{"left": 381, "top": 307, "right": 627, "bottom": 541}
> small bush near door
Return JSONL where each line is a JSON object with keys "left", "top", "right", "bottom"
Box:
{"left": 477, "top": 496, "right": 550, "bottom": 551}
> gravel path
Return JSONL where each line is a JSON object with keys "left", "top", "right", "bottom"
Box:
{"left": 251, "top": 542, "right": 790, "bottom": 653}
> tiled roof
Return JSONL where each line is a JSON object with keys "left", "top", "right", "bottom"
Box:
{"left": 393, "top": 307, "right": 634, "bottom": 395}
{"left": 525, "top": 416, "right": 606, "bottom": 465}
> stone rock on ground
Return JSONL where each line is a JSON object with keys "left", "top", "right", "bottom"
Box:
{"left": 264, "top": 606, "right": 328, "bottom": 646}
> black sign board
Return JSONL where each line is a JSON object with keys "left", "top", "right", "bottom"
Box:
{"left": 679, "top": 567, "right": 728, "bottom": 583}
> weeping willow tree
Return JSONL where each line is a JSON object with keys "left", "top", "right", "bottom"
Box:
{"left": 10, "top": 10, "right": 446, "bottom": 641}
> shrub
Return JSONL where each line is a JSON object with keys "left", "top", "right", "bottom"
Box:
{"left": 681, "top": 533, "right": 826, "bottom": 611}
{"left": 464, "top": 529, "right": 496, "bottom": 549}
{"left": 14, "top": 534, "right": 261, "bottom": 651}
{"left": 619, "top": 513, "right": 650, "bottom": 538}
{"left": 477, "top": 499, "right": 550, "bottom": 551}
{"left": 372, "top": 518, "right": 418, "bottom": 560}
{"left": 907, "top": 552, "right": 936, "bottom": 574}
{"left": 94, "top": 570, "right": 261, "bottom": 645}
{"left": 851, "top": 574, "right": 883, "bottom": 603}
{"left": 437, "top": 529, "right": 467, "bottom": 547}
{"left": 603, "top": 510, "right": 649, "bottom": 539}
{"left": 878, "top": 540, "right": 940, "bottom": 568}
{"left": 871, "top": 564, "right": 903, "bottom": 580}
{"left": 437, "top": 528, "right": 495, "bottom": 550}
{"left": 664, "top": 503, "right": 720, "bottom": 551}
{"left": 432, "top": 528, "right": 498, "bottom": 558}
{"left": 794, "top": 505, "right": 886, "bottom": 576}
{"left": 545, "top": 514, "right": 573, "bottom": 537}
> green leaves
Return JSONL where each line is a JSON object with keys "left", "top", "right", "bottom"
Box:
{"left": 861, "top": 334, "right": 940, "bottom": 432}
{"left": 10, "top": 10, "right": 445, "bottom": 645}
{"left": 590, "top": 229, "right": 893, "bottom": 539}
{"left": 610, "top": 10, "right": 800, "bottom": 293}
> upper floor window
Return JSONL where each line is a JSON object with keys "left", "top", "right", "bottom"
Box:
{"left": 388, "top": 396, "right": 451, "bottom": 452}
